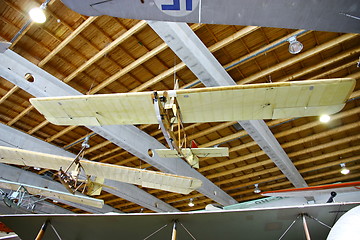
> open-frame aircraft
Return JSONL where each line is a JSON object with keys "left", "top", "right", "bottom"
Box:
{"left": 30, "top": 78, "right": 355, "bottom": 168}
{"left": 0, "top": 179, "right": 104, "bottom": 210}
{"left": 0, "top": 146, "right": 202, "bottom": 195}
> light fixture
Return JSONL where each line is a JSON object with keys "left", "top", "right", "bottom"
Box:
{"left": 29, "top": 0, "right": 51, "bottom": 23}
{"left": 254, "top": 184, "right": 261, "bottom": 194}
{"left": 288, "top": 36, "right": 303, "bottom": 54}
{"left": 320, "top": 114, "right": 331, "bottom": 123}
{"left": 188, "top": 198, "right": 195, "bottom": 207}
{"left": 29, "top": 7, "right": 46, "bottom": 23}
{"left": 340, "top": 163, "right": 350, "bottom": 175}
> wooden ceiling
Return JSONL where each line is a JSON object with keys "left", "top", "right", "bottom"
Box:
{"left": 0, "top": 0, "right": 359, "bottom": 213}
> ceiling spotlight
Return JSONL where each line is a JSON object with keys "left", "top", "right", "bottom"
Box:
{"left": 188, "top": 198, "right": 195, "bottom": 207}
{"left": 288, "top": 36, "right": 303, "bottom": 54}
{"left": 29, "top": 7, "right": 46, "bottom": 23}
{"left": 29, "top": 0, "right": 51, "bottom": 23}
{"left": 254, "top": 184, "right": 261, "bottom": 194}
{"left": 320, "top": 114, "right": 331, "bottom": 123}
{"left": 340, "top": 163, "right": 350, "bottom": 175}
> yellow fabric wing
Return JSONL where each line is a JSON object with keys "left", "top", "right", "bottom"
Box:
{"left": 30, "top": 78, "right": 355, "bottom": 125}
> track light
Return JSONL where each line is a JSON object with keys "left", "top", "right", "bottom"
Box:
{"left": 254, "top": 184, "right": 261, "bottom": 194}
{"left": 188, "top": 198, "right": 194, "bottom": 207}
{"left": 340, "top": 163, "right": 350, "bottom": 175}
{"left": 320, "top": 114, "right": 331, "bottom": 123}
{"left": 288, "top": 36, "right": 303, "bottom": 54}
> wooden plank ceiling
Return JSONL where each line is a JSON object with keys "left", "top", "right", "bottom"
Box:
{"left": 0, "top": 0, "right": 359, "bottom": 213}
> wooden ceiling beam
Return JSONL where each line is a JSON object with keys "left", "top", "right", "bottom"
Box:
{"left": 220, "top": 156, "right": 360, "bottom": 194}
{"left": 138, "top": 152, "right": 360, "bottom": 206}
{"left": 2, "top": 0, "right": 34, "bottom": 47}
{"left": 64, "top": 20, "right": 147, "bottom": 84}
{"left": 7, "top": 105, "right": 33, "bottom": 126}
{"left": 38, "top": 16, "right": 98, "bottom": 67}
{"left": 237, "top": 33, "right": 358, "bottom": 84}
{"left": 85, "top": 140, "right": 112, "bottom": 154}
{"left": 27, "top": 119, "right": 49, "bottom": 134}
{"left": 208, "top": 26, "right": 259, "bottom": 52}
{"left": 282, "top": 121, "right": 360, "bottom": 149}
{"left": 204, "top": 121, "right": 360, "bottom": 179}
{"left": 254, "top": 166, "right": 360, "bottom": 195}
{"left": 276, "top": 106, "right": 360, "bottom": 138}
{"left": 313, "top": 60, "right": 359, "bottom": 79}
{"left": 86, "top": 23, "right": 201, "bottom": 93}
{"left": 90, "top": 146, "right": 125, "bottom": 162}
{"left": 278, "top": 47, "right": 360, "bottom": 82}
{"left": 131, "top": 25, "right": 257, "bottom": 92}
{"left": 289, "top": 134, "right": 360, "bottom": 159}
{"left": 0, "top": 86, "right": 18, "bottom": 105}
{"left": 45, "top": 125, "right": 77, "bottom": 142}
{"left": 296, "top": 146, "right": 360, "bottom": 167}
{"left": 215, "top": 122, "right": 360, "bottom": 180}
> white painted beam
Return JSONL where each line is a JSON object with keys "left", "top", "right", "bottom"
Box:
{"left": 148, "top": 21, "right": 308, "bottom": 188}
{"left": 0, "top": 48, "right": 237, "bottom": 207}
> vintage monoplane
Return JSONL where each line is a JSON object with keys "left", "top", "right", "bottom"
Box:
{"left": 30, "top": 78, "right": 355, "bottom": 168}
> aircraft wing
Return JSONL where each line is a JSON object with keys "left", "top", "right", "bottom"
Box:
{"left": 60, "top": 0, "right": 360, "bottom": 33}
{"left": 30, "top": 78, "right": 355, "bottom": 126}
{"left": 1, "top": 202, "right": 359, "bottom": 240}
{"left": 0, "top": 146, "right": 202, "bottom": 194}
{"left": 0, "top": 179, "right": 104, "bottom": 208}
{"left": 262, "top": 182, "right": 360, "bottom": 198}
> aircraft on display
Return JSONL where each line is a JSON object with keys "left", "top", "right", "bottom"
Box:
{"left": 59, "top": 0, "right": 360, "bottom": 33}
{"left": 0, "top": 146, "right": 202, "bottom": 195}
{"left": 0, "top": 179, "right": 104, "bottom": 210}
{"left": 30, "top": 78, "right": 355, "bottom": 168}
{"left": 1, "top": 181, "right": 359, "bottom": 239}
{"left": 261, "top": 181, "right": 360, "bottom": 202}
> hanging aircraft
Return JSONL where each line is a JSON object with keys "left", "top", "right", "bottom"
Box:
{"left": 59, "top": 0, "right": 360, "bottom": 33}
{"left": 0, "top": 146, "right": 202, "bottom": 195}
{"left": 30, "top": 78, "right": 355, "bottom": 167}
{"left": 0, "top": 179, "right": 104, "bottom": 209}
{"left": 0, "top": 180, "right": 359, "bottom": 239}
{"left": 261, "top": 181, "right": 360, "bottom": 202}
